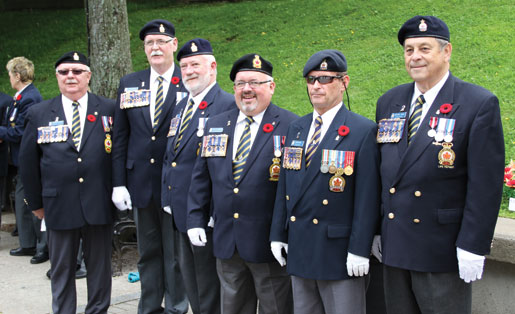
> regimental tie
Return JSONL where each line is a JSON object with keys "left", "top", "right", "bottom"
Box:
{"left": 174, "top": 98, "right": 195, "bottom": 151}
{"left": 233, "top": 116, "right": 254, "bottom": 185}
{"left": 153, "top": 76, "right": 164, "bottom": 133}
{"left": 408, "top": 95, "right": 426, "bottom": 145}
{"left": 71, "top": 101, "right": 81, "bottom": 149}
{"left": 305, "top": 116, "right": 323, "bottom": 167}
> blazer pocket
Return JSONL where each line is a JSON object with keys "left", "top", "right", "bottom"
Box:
{"left": 327, "top": 225, "right": 351, "bottom": 238}
{"left": 126, "top": 159, "right": 134, "bottom": 169}
{"left": 437, "top": 208, "right": 463, "bottom": 224}
{"left": 42, "top": 188, "right": 58, "bottom": 197}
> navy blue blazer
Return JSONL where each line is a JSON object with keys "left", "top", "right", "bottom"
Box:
{"left": 0, "top": 92, "right": 11, "bottom": 177}
{"left": 112, "top": 67, "right": 188, "bottom": 208}
{"left": 270, "top": 105, "right": 380, "bottom": 280}
{"left": 376, "top": 73, "right": 504, "bottom": 273}
{"left": 0, "top": 83, "right": 43, "bottom": 167}
{"left": 19, "top": 93, "right": 116, "bottom": 230}
{"left": 161, "top": 83, "right": 235, "bottom": 233}
{"left": 187, "top": 104, "right": 298, "bottom": 263}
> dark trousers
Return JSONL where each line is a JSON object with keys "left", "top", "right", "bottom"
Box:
{"left": 48, "top": 224, "right": 112, "bottom": 314}
{"left": 366, "top": 257, "right": 387, "bottom": 314}
{"left": 134, "top": 199, "right": 188, "bottom": 314}
{"left": 383, "top": 264, "right": 471, "bottom": 314}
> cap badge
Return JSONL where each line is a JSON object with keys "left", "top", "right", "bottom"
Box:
{"left": 253, "top": 55, "right": 262, "bottom": 69}
{"left": 419, "top": 19, "right": 427, "bottom": 32}
{"left": 159, "top": 24, "right": 165, "bottom": 33}
{"left": 320, "top": 59, "right": 328, "bottom": 70}
{"left": 191, "top": 42, "right": 198, "bottom": 52}
{"left": 73, "top": 53, "right": 79, "bottom": 61}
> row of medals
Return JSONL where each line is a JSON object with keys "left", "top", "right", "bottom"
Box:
{"left": 428, "top": 119, "right": 455, "bottom": 168}
{"left": 322, "top": 161, "right": 353, "bottom": 193}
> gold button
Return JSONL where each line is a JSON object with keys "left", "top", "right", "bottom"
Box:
{"left": 24, "top": 198, "right": 28, "bottom": 205}
{"left": 290, "top": 216, "right": 296, "bottom": 222}
{"left": 414, "top": 191, "right": 422, "bottom": 197}
{"left": 150, "top": 158, "right": 155, "bottom": 164}
{"left": 77, "top": 158, "right": 82, "bottom": 162}
{"left": 79, "top": 178, "right": 84, "bottom": 183}
{"left": 312, "top": 218, "right": 319, "bottom": 225}
{"left": 233, "top": 213, "right": 239, "bottom": 219}
{"left": 286, "top": 195, "right": 290, "bottom": 201}
{"left": 413, "top": 218, "right": 420, "bottom": 223}
{"left": 172, "top": 162, "right": 177, "bottom": 167}
{"left": 233, "top": 188, "right": 239, "bottom": 194}
{"left": 389, "top": 187, "right": 396, "bottom": 194}
{"left": 168, "top": 186, "right": 172, "bottom": 190}
{"left": 151, "top": 136, "right": 156, "bottom": 141}
{"left": 388, "top": 212, "right": 394, "bottom": 219}
{"left": 322, "top": 199, "right": 328, "bottom": 205}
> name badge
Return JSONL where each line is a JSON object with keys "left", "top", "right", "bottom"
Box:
{"left": 390, "top": 112, "right": 407, "bottom": 119}
{"left": 49, "top": 120, "right": 64, "bottom": 126}
{"left": 291, "top": 140, "right": 304, "bottom": 147}
{"left": 209, "top": 127, "right": 224, "bottom": 133}
{"left": 120, "top": 89, "right": 151, "bottom": 109}
{"left": 201, "top": 134, "right": 228, "bottom": 157}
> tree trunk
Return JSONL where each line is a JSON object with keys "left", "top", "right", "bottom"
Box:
{"left": 85, "top": 0, "right": 132, "bottom": 99}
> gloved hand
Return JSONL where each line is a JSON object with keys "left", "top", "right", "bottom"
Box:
{"left": 208, "top": 216, "right": 214, "bottom": 228}
{"left": 371, "top": 235, "right": 382, "bottom": 262}
{"left": 271, "top": 241, "right": 288, "bottom": 267}
{"left": 347, "top": 252, "right": 370, "bottom": 277}
{"left": 112, "top": 186, "right": 132, "bottom": 211}
{"left": 163, "top": 206, "right": 172, "bottom": 215}
{"left": 188, "top": 228, "right": 207, "bottom": 247}
{"left": 457, "top": 247, "right": 485, "bottom": 283}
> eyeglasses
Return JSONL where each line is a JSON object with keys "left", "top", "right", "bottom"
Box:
{"left": 144, "top": 39, "right": 173, "bottom": 47}
{"left": 306, "top": 75, "right": 343, "bottom": 85}
{"left": 234, "top": 80, "right": 272, "bottom": 89}
{"left": 56, "top": 69, "right": 89, "bottom": 76}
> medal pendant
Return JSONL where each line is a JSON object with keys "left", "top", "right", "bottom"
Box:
{"left": 197, "top": 129, "right": 204, "bottom": 137}
{"left": 269, "top": 158, "right": 281, "bottom": 181}
{"left": 328, "top": 163, "right": 337, "bottom": 174}
{"left": 320, "top": 163, "right": 329, "bottom": 174}
{"left": 444, "top": 134, "right": 453, "bottom": 143}
{"left": 274, "top": 149, "right": 281, "bottom": 158}
{"left": 427, "top": 129, "right": 436, "bottom": 137}
{"left": 438, "top": 143, "right": 455, "bottom": 168}
{"left": 344, "top": 165, "right": 353, "bottom": 176}
{"left": 434, "top": 133, "right": 444, "bottom": 142}
{"left": 329, "top": 174, "right": 345, "bottom": 192}
{"left": 104, "top": 134, "right": 112, "bottom": 154}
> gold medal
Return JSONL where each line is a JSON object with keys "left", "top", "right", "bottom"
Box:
{"left": 329, "top": 173, "right": 345, "bottom": 192}
{"left": 344, "top": 165, "right": 353, "bottom": 176}
{"left": 269, "top": 158, "right": 281, "bottom": 181}
{"left": 438, "top": 142, "right": 455, "bottom": 168}
{"left": 328, "top": 163, "right": 337, "bottom": 174}
{"left": 104, "top": 134, "right": 112, "bottom": 153}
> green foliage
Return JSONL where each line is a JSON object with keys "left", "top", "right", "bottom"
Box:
{"left": 0, "top": 0, "right": 513, "bottom": 214}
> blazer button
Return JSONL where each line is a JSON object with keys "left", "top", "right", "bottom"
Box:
{"left": 172, "top": 162, "right": 177, "bottom": 167}
{"left": 233, "top": 188, "right": 239, "bottom": 194}
{"left": 290, "top": 216, "right": 296, "bottom": 222}
{"left": 286, "top": 195, "right": 290, "bottom": 201}
{"left": 312, "top": 218, "right": 319, "bottom": 225}
{"left": 233, "top": 213, "right": 239, "bottom": 219}
{"left": 151, "top": 136, "right": 156, "bottom": 141}
{"left": 168, "top": 186, "right": 172, "bottom": 190}
{"left": 77, "top": 157, "right": 82, "bottom": 163}
{"left": 414, "top": 191, "right": 422, "bottom": 197}
{"left": 24, "top": 198, "right": 28, "bottom": 205}
{"left": 150, "top": 158, "right": 155, "bottom": 164}
{"left": 413, "top": 218, "right": 420, "bottom": 223}
{"left": 79, "top": 178, "right": 84, "bottom": 183}
{"left": 389, "top": 187, "right": 396, "bottom": 194}
{"left": 388, "top": 212, "right": 395, "bottom": 219}
{"left": 322, "top": 199, "right": 328, "bottom": 205}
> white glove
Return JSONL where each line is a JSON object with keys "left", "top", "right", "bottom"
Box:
{"left": 457, "top": 247, "right": 485, "bottom": 283}
{"left": 270, "top": 241, "right": 288, "bottom": 267}
{"left": 347, "top": 252, "right": 370, "bottom": 277}
{"left": 163, "top": 206, "right": 172, "bottom": 215}
{"left": 112, "top": 186, "right": 132, "bottom": 211}
{"left": 187, "top": 228, "right": 207, "bottom": 247}
{"left": 208, "top": 216, "right": 215, "bottom": 228}
{"left": 371, "top": 235, "right": 382, "bottom": 262}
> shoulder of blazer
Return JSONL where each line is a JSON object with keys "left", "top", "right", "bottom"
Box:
{"left": 120, "top": 68, "right": 151, "bottom": 85}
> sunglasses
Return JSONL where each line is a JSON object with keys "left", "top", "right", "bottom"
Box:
{"left": 306, "top": 75, "right": 343, "bottom": 84}
{"left": 56, "top": 69, "right": 89, "bottom": 76}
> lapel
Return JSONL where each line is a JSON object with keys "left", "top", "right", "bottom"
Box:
{"left": 154, "top": 65, "right": 182, "bottom": 134}
{"left": 49, "top": 96, "right": 75, "bottom": 150}
{"left": 139, "top": 69, "right": 152, "bottom": 132}
{"left": 223, "top": 110, "right": 239, "bottom": 185}
{"left": 393, "top": 85, "right": 415, "bottom": 158}
{"left": 79, "top": 93, "right": 99, "bottom": 151}
{"left": 394, "top": 74, "right": 459, "bottom": 185}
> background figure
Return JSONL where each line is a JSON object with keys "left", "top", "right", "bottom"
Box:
{"left": 0, "top": 92, "right": 10, "bottom": 227}
{"left": 3, "top": 57, "right": 47, "bottom": 264}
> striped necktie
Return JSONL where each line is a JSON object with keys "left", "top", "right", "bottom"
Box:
{"left": 71, "top": 101, "right": 81, "bottom": 149}
{"left": 408, "top": 95, "right": 426, "bottom": 144}
{"left": 305, "top": 116, "right": 323, "bottom": 167}
{"left": 233, "top": 116, "right": 254, "bottom": 185}
{"left": 174, "top": 98, "right": 195, "bottom": 151}
{"left": 153, "top": 76, "right": 164, "bottom": 133}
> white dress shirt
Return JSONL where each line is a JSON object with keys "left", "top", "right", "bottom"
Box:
{"left": 232, "top": 109, "right": 266, "bottom": 160}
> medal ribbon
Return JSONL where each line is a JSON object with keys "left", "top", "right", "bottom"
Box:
{"left": 435, "top": 118, "right": 447, "bottom": 140}
{"left": 102, "top": 116, "right": 110, "bottom": 132}
{"left": 273, "top": 135, "right": 282, "bottom": 152}
{"left": 337, "top": 150, "right": 344, "bottom": 169}
{"left": 429, "top": 116, "right": 438, "bottom": 129}
{"left": 322, "top": 149, "right": 330, "bottom": 166}
{"left": 445, "top": 119, "right": 455, "bottom": 138}
{"left": 345, "top": 151, "right": 355, "bottom": 169}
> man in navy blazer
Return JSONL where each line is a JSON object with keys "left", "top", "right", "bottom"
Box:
{"left": 270, "top": 50, "right": 380, "bottom": 314}
{"left": 161, "top": 38, "right": 234, "bottom": 314}
{"left": 19, "top": 51, "right": 115, "bottom": 314}
{"left": 111, "top": 19, "right": 188, "bottom": 314}
{"left": 187, "top": 54, "right": 297, "bottom": 314}
{"left": 0, "top": 92, "right": 10, "bottom": 226}
{"left": 375, "top": 16, "right": 504, "bottom": 314}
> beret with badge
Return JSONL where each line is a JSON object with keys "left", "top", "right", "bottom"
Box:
{"left": 139, "top": 19, "right": 175, "bottom": 40}
{"left": 55, "top": 51, "right": 89, "bottom": 68}
{"left": 303, "top": 49, "right": 347, "bottom": 77}
{"left": 177, "top": 38, "right": 213, "bottom": 61}
{"left": 229, "top": 53, "right": 273, "bottom": 81}
{"left": 398, "top": 15, "right": 450, "bottom": 45}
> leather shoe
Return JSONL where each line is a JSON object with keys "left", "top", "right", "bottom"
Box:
{"left": 10, "top": 247, "right": 36, "bottom": 256}
{"left": 46, "top": 269, "right": 51, "bottom": 279}
{"left": 11, "top": 227, "right": 18, "bottom": 236}
{"left": 30, "top": 252, "right": 49, "bottom": 264}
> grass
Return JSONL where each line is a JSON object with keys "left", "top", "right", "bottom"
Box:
{"left": 0, "top": 0, "right": 513, "bottom": 214}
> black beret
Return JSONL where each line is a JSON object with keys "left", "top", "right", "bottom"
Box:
{"left": 177, "top": 38, "right": 213, "bottom": 61}
{"left": 229, "top": 53, "right": 273, "bottom": 81}
{"left": 398, "top": 15, "right": 450, "bottom": 45}
{"left": 55, "top": 51, "right": 89, "bottom": 68}
{"left": 303, "top": 50, "right": 347, "bottom": 77}
{"left": 139, "top": 19, "right": 175, "bottom": 40}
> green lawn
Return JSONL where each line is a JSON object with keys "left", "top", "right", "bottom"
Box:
{"left": 0, "top": 0, "right": 513, "bottom": 215}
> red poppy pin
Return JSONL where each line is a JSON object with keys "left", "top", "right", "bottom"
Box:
{"left": 171, "top": 76, "right": 180, "bottom": 84}
{"left": 198, "top": 101, "right": 208, "bottom": 110}
{"left": 16, "top": 94, "right": 22, "bottom": 101}
{"left": 263, "top": 123, "right": 274, "bottom": 133}
{"left": 338, "top": 125, "right": 350, "bottom": 137}
{"left": 87, "top": 114, "right": 96, "bottom": 122}
{"left": 440, "top": 103, "right": 453, "bottom": 114}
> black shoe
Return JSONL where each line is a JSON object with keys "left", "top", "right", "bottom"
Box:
{"left": 11, "top": 228, "right": 18, "bottom": 236}
{"left": 75, "top": 267, "right": 87, "bottom": 279}
{"left": 10, "top": 247, "right": 36, "bottom": 256}
{"left": 30, "top": 252, "right": 49, "bottom": 264}
{"left": 46, "top": 268, "right": 51, "bottom": 279}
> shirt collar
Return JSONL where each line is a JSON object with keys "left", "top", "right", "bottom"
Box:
{"left": 190, "top": 81, "right": 216, "bottom": 105}
{"left": 237, "top": 106, "right": 267, "bottom": 126}
{"left": 413, "top": 71, "right": 449, "bottom": 106}
{"left": 61, "top": 93, "right": 88, "bottom": 107}
{"left": 312, "top": 102, "right": 343, "bottom": 126}
{"left": 150, "top": 63, "right": 176, "bottom": 85}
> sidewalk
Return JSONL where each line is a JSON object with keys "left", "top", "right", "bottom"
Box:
{"left": 0, "top": 211, "right": 140, "bottom": 314}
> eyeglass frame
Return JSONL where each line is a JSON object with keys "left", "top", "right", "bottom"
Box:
{"left": 234, "top": 80, "right": 272, "bottom": 90}
{"left": 143, "top": 38, "right": 173, "bottom": 47}
{"left": 306, "top": 75, "right": 343, "bottom": 85}
{"left": 56, "top": 69, "right": 90, "bottom": 76}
